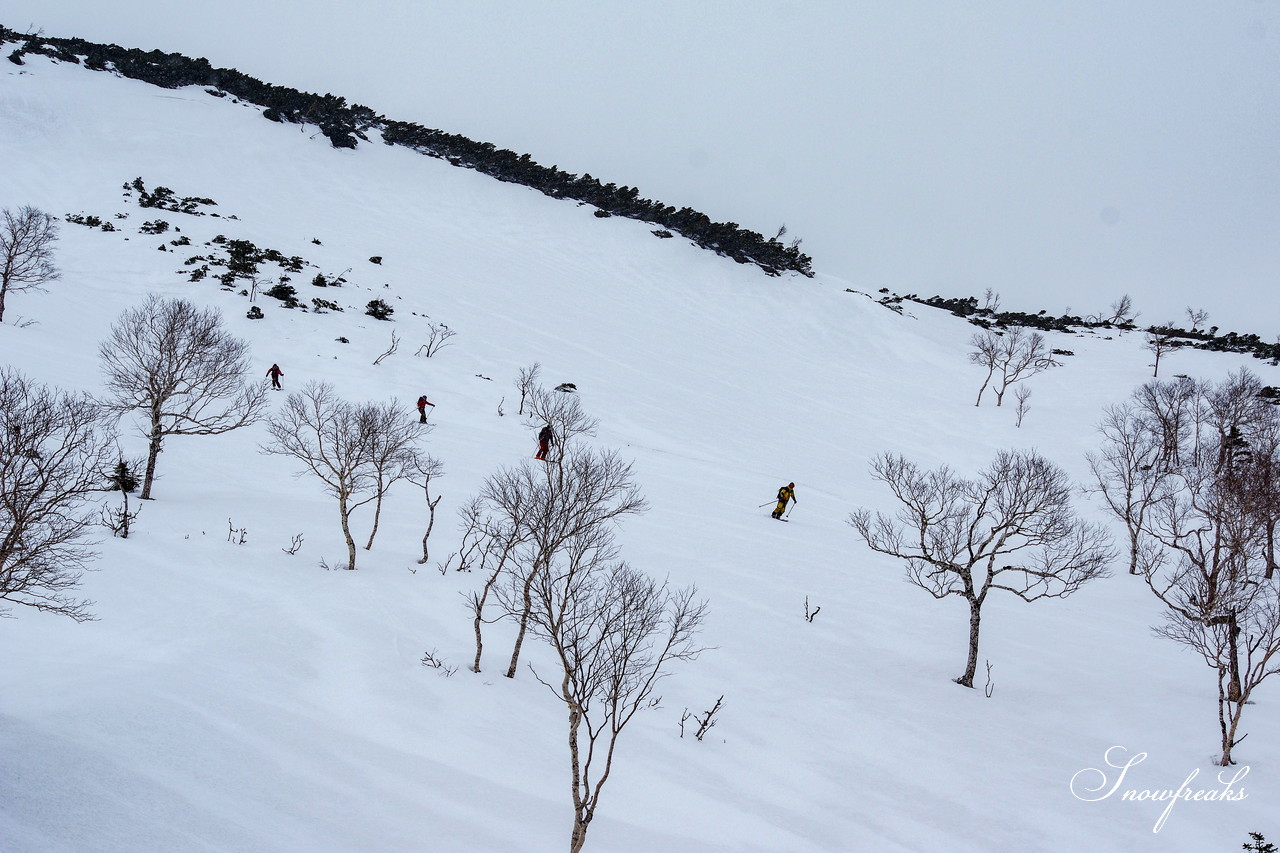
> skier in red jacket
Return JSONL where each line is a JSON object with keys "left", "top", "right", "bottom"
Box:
{"left": 417, "top": 395, "right": 435, "bottom": 423}
{"left": 535, "top": 425, "right": 555, "bottom": 460}
{"left": 266, "top": 363, "right": 284, "bottom": 390}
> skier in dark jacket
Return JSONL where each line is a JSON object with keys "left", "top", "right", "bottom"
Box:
{"left": 535, "top": 425, "right": 555, "bottom": 461}
{"left": 266, "top": 363, "right": 284, "bottom": 389}
{"left": 772, "top": 482, "right": 797, "bottom": 519}
{"left": 417, "top": 395, "right": 435, "bottom": 423}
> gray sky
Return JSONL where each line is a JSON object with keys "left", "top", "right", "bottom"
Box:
{"left": 9, "top": 1, "right": 1279, "bottom": 336}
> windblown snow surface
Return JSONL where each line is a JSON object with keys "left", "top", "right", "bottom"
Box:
{"left": 1, "top": 49, "right": 1277, "bottom": 852}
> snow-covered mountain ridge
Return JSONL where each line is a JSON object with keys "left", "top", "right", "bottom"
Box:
{"left": 2, "top": 39, "right": 1278, "bottom": 853}
{"left": 0, "top": 24, "right": 812, "bottom": 279}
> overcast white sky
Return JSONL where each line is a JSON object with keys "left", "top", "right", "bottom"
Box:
{"left": 7, "top": 1, "right": 1279, "bottom": 337}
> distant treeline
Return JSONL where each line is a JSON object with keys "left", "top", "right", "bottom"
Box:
{"left": 887, "top": 291, "right": 1280, "bottom": 365}
{"left": 1, "top": 25, "right": 814, "bottom": 278}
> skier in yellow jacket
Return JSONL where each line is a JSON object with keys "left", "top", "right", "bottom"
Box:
{"left": 772, "top": 482, "right": 797, "bottom": 519}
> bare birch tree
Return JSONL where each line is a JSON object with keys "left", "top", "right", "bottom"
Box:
{"left": 968, "top": 331, "right": 1001, "bottom": 407}
{"left": 0, "top": 206, "right": 60, "bottom": 323}
{"left": 1106, "top": 293, "right": 1138, "bottom": 326}
{"left": 263, "top": 382, "right": 422, "bottom": 569}
{"left": 526, "top": 553, "right": 707, "bottom": 853}
{"left": 1122, "top": 370, "right": 1280, "bottom": 764}
{"left": 968, "top": 327, "right": 1058, "bottom": 407}
{"left": 1130, "top": 375, "right": 1200, "bottom": 467}
{"left": 408, "top": 454, "right": 444, "bottom": 564}
{"left": 459, "top": 387, "right": 644, "bottom": 677}
{"left": 458, "top": 492, "right": 532, "bottom": 673}
{"left": 1144, "top": 323, "right": 1181, "bottom": 377}
{"left": 359, "top": 399, "right": 424, "bottom": 551}
{"left": 850, "top": 450, "right": 1113, "bottom": 686}
{"left": 1086, "top": 403, "right": 1174, "bottom": 574}
{"left": 1014, "top": 385, "right": 1032, "bottom": 428}
{"left": 1185, "top": 306, "right": 1210, "bottom": 332}
{"left": 1139, "top": 475, "right": 1280, "bottom": 766}
{"left": 491, "top": 448, "right": 647, "bottom": 678}
{"left": 1, "top": 368, "right": 116, "bottom": 621}
{"left": 515, "top": 362, "right": 542, "bottom": 415}
{"left": 99, "top": 295, "right": 267, "bottom": 499}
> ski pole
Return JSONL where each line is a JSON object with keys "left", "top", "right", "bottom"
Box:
{"left": 758, "top": 501, "right": 774, "bottom": 508}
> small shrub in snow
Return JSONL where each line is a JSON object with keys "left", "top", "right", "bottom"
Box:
{"left": 263, "top": 282, "right": 299, "bottom": 308}
{"left": 804, "top": 596, "right": 820, "bottom": 622}
{"left": 366, "top": 298, "right": 394, "bottom": 320}
{"left": 420, "top": 649, "right": 457, "bottom": 677}
{"left": 226, "top": 518, "right": 247, "bottom": 545}
{"left": 64, "top": 212, "right": 103, "bottom": 228}
{"left": 680, "top": 695, "right": 724, "bottom": 741}
{"left": 100, "top": 493, "right": 140, "bottom": 539}
{"left": 415, "top": 322, "right": 456, "bottom": 357}
{"left": 106, "top": 458, "right": 139, "bottom": 493}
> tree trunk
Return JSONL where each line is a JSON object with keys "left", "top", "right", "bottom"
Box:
{"left": 120, "top": 489, "right": 132, "bottom": 538}
{"left": 140, "top": 412, "right": 163, "bottom": 500}
{"left": 506, "top": 599, "right": 532, "bottom": 679}
{"left": 975, "top": 368, "right": 994, "bottom": 407}
{"left": 471, "top": 599, "right": 485, "bottom": 674}
{"left": 364, "top": 488, "right": 384, "bottom": 550}
{"left": 567, "top": 687, "right": 590, "bottom": 853}
{"left": 470, "top": 578, "right": 499, "bottom": 675}
{"left": 1265, "top": 516, "right": 1276, "bottom": 581}
{"left": 339, "top": 494, "right": 358, "bottom": 570}
{"left": 418, "top": 495, "right": 439, "bottom": 564}
{"left": 1127, "top": 528, "right": 1141, "bottom": 575}
{"left": 570, "top": 815, "right": 589, "bottom": 853}
{"left": 505, "top": 558, "right": 542, "bottom": 678}
{"left": 956, "top": 597, "right": 983, "bottom": 687}
{"left": 1217, "top": 671, "right": 1242, "bottom": 766}
{"left": 1226, "top": 615, "right": 1243, "bottom": 703}
{"left": 0, "top": 280, "right": 9, "bottom": 323}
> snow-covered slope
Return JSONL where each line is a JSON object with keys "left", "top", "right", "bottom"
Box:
{"left": 1, "top": 50, "right": 1277, "bottom": 852}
